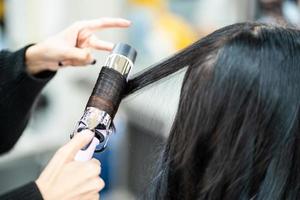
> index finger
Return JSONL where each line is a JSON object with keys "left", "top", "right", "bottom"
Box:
{"left": 84, "top": 17, "right": 131, "bottom": 31}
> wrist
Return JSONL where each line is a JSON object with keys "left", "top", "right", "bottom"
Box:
{"left": 35, "top": 178, "right": 49, "bottom": 200}
{"left": 25, "top": 44, "right": 49, "bottom": 75}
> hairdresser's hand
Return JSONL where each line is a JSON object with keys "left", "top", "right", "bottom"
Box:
{"left": 35, "top": 130, "right": 104, "bottom": 200}
{"left": 25, "top": 17, "right": 131, "bottom": 75}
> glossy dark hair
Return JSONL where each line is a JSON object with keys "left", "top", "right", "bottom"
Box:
{"left": 124, "top": 22, "right": 300, "bottom": 199}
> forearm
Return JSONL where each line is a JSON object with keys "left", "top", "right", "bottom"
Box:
{"left": 0, "top": 46, "right": 55, "bottom": 153}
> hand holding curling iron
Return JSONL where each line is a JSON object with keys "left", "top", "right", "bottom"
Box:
{"left": 35, "top": 130, "right": 103, "bottom": 200}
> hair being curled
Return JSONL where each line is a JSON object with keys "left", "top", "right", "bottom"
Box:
{"left": 124, "top": 22, "right": 300, "bottom": 200}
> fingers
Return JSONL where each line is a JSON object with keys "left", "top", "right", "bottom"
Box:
{"left": 82, "top": 177, "right": 105, "bottom": 193}
{"left": 93, "top": 178, "right": 105, "bottom": 192}
{"left": 88, "top": 35, "right": 114, "bottom": 51}
{"left": 59, "top": 130, "right": 95, "bottom": 161}
{"left": 61, "top": 48, "right": 95, "bottom": 66}
{"left": 74, "top": 137, "right": 100, "bottom": 162}
{"left": 79, "top": 192, "right": 100, "bottom": 200}
{"left": 57, "top": 18, "right": 131, "bottom": 66}
{"left": 87, "top": 159, "right": 101, "bottom": 176}
{"left": 83, "top": 17, "right": 131, "bottom": 31}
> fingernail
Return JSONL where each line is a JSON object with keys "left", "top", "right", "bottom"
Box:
{"left": 91, "top": 59, "right": 96, "bottom": 65}
{"left": 58, "top": 61, "right": 63, "bottom": 67}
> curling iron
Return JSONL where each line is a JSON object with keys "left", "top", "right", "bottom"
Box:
{"left": 71, "top": 43, "right": 137, "bottom": 161}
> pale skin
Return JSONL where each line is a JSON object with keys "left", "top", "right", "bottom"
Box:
{"left": 36, "top": 130, "right": 104, "bottom": 200}
{"left": 25, "top": 17, "right": 131, "bottom": 75}
{"left": 24, "top": 17, "right": 131, "bottom": 199}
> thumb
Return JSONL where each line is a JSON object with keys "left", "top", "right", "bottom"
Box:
{"left": 62, "top": 130, "right": 95, "bottom": 161}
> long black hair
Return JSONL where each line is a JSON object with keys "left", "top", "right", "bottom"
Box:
{"left": 123, "top": 22, "right": 300, "bottom": 199}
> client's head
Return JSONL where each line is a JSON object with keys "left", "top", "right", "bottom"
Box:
{"left": 125, "top": 22, "right": 300, "bottom": 199}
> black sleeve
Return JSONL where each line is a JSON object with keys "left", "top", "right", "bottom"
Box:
{"left": 0, "top": 45, "right": 56, "bottom": 154}
{"left": 0, "top": 182, "right": 43, "bottom": 200}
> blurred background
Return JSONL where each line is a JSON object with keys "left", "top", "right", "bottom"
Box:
{"left": 0, "top": 0, "right": 299, "bottom": 199}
